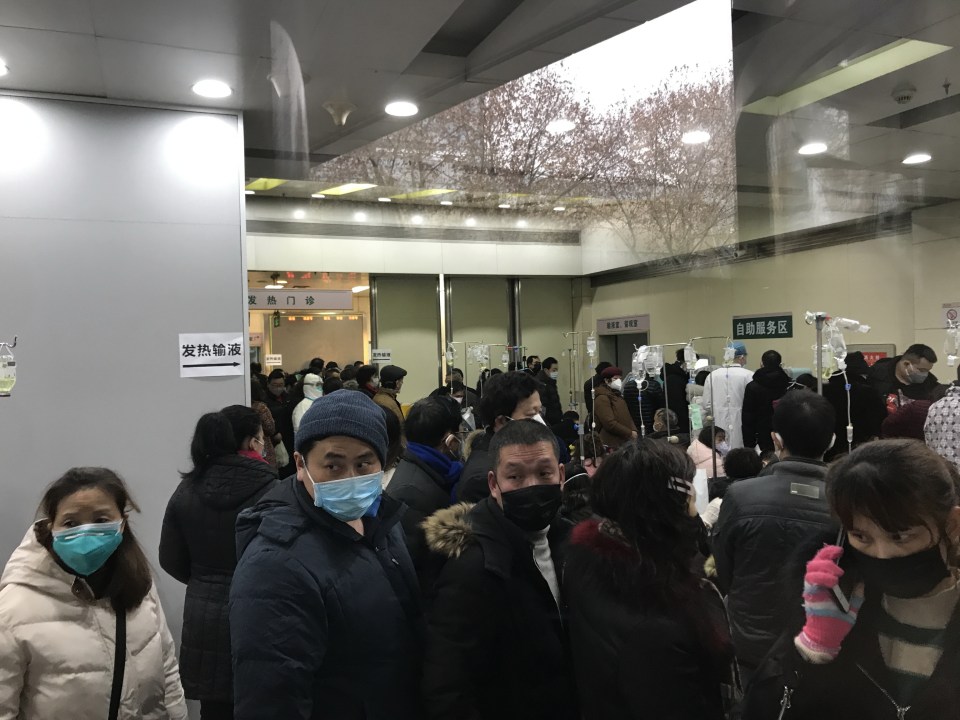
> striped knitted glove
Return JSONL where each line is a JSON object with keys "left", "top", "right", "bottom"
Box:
{"left": 794, "top": 545, "right": 865, "bottom": 664}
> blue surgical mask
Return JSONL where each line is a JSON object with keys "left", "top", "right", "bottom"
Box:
{"left": 304, "top": 466, "right": 384, "bottom": 521}
{"left": 51, "top": 521, "right": 123, "bottom": 577}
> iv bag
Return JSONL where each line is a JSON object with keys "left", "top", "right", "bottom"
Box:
{"left": 683, "top": 344, "right": 697, "bottom": 371}
{"left": 586, "top": 336, "right": 597, "bottom": 358}
{"left": 632, "top": 347, "right": 645, "bottom": 378}
{"left": 723, "top": 346, "right": 736, "bottom": 366}
{"left": 0, "top": 343, "right": 15, "bottom": 397}
{"left": 946, "top": 325, "right": 959, "bottom": 367}
{"left": 501, "top": 351, "right": 509, "bottom": 368}
{"left": 643, "top": 345, "right": 664, "bottom": 377}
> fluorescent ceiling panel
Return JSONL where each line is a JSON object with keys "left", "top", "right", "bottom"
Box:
{"left": 389, "top": 188, "right": 456, "bottom": 199}
{"left": 743, "top": 39, "right": 952, "bottom": 116}
{"left": 318, "top": 183, "right": 378, "bottom": 195}
{"left": 245, "top": 178, "right": 288, "bottom": 191}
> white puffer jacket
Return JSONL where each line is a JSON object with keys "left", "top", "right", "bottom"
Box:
{"left": 0, "top": 528, "right": 187, "bottom": 720}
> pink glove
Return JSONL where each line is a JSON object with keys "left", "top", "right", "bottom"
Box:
{"left": 794, "top": 545, "right": 864, "bottom": 664}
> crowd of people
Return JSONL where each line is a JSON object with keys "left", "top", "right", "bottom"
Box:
{"left": 1, "top": 343, "right": 959, "bottom": 719}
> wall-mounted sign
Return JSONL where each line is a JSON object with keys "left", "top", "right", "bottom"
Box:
{"left": 372, "top": 348, "right": 392, "bottom": 363}
{"left": 847, "top": 344, "right": 897, "bottom": 367}
{"left": 248, "top": 289, "right": 353, "bottom": 311}
{"left": 179, "top": 332, "right": 244, "bottom": 378}
{"left": 596, "top": 314, "right": 650, "bottom": 335}
{"left": 733, "top": 313, "right": 792, "bottom": 340}
{"left": 264, "top": 354, "right": 283, "bottom": 366}
{"left": 943, "top": 302, "right": 960, "bottom": 325}
{"left": 249, "top": 332, "right": 263, "bottom": 347}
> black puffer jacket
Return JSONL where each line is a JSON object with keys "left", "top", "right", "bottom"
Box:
{"left": 229, "top": 478, "right": 424, "bottom": 720}
{"left": 421, "top": 499, "right": 578, "bottom": 720}
{"left": 822, "top": 372, "right": 886, "bottom": 461}
{"left": 662, "top": 361, "right": 691, "bottom": 433}
{"left": 564, "top": 518, "right": 737, "bottom": 720}
{"left": 712, "top": 457, "right": 837, "bottom": 667}
{"left": 455, "top": 430, "right": 494, "bottom": 503}
{"left": 536, "top": 370, "right": 564, "bottom": 426}
{"left": 387, "top": 449, "right": 457, "bottom": 588}
{"left": 741, "top": 366, "right": 790, "bottom": 451}
{"left": 159, "top": 454, "right": 277, "bottom": 702}
{"left": 743, "top": 532, "right": 960, "bottom": 719}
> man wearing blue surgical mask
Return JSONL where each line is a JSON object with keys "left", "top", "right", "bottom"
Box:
{"left": 230, "top": 391, "right": 423, "bottom": 720}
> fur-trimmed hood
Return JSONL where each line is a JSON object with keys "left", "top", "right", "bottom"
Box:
{"left": 422, "top": 502, "right": 475, "bottom": 559}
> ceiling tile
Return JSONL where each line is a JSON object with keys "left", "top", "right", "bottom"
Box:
{"left": 0, "top": 26, "right": 104, "bottom": 96}
{"left": 0, "top": 0, "right": 96, "bottom": 34}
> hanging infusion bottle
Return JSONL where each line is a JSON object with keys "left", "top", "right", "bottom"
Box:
{"left": 0, "top": 339, "right": 16, "bottom": 397}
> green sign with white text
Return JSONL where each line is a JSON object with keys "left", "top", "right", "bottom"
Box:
{"left": 733, "top": 314, "right": 792, "bottom": 340}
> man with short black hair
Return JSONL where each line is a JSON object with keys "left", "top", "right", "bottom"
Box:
{"left": 265, "top": 369, "right": 295, "bottom": 475}
{"left": 455, "top": 372, "right": 545, "bottom": 502}
{"left": 741, "top": 349, "right": 790, "bottom": 452}
{"left": 869, "top": 343, "right": 940, "bottom": 403}
{"left": 536, "top": 356, "right": 563, "bottom": 426}
{"left": 422, "top": 420, "right": 577, "bottom": 720}
{"left": 387, "top": 397, "right": 464, "bottom": 580}
{"left": 524, "top": 354, "right": 541, "bottom": 375}
{"left": 713, "top": 391, "right": 837, "bottom": 680}
{"left": 583, "top": 361, "right": 612, "bottom": 417}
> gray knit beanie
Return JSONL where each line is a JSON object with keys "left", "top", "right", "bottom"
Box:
{"left": 294, "top": 389, "right": 388, "bottom": 464}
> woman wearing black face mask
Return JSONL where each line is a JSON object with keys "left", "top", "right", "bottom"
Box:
{"left": 562, "top": 440, "right": 738, "bottom": 720}
{"left": 743, "top": 439, "right": 960, "bottom": 720}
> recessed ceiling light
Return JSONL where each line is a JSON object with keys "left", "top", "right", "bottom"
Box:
{"left": 0, "top": 59, "right": 8, "bottom": 77}
{"left": 385, "top": 100, "right": 418, "bottom": 117}
{"left": 293, "top": 209, "right": 306, "bottom": 219}
{"left": 681, "top": 130, "right": 710, "bottom": 145}
{"left": 351, "top": 285, "right": 370, "bottom": 293}
{"left": 517, "top": 220, "right": 528, "bottom": 228}
{"left": 244, "top": 190, "right": 255, "bottom": 195}
{"left": 553, "top": 206, "right": 566, "bottom": 212}
{"left": 378, "top": 197, "right": 391, "bottom": 203}
{"left": 264, "top": 284, "right": 283, "bottom": 290}
{"left": 277, "top": 279, "right": 288, "bottom": 285}
{"left": 411, "top": 215, "right": 424, "bottom": 224}
{"left": 354, "top": 211, "right": 367, "bottom": 222}
{"left": 546, "top": 118, "right": 575, "bottom": 134}
{"left": 465, "top": 217, "right": 477, "bottom": 227}
{"left": 192, "top": 79, "right": 232, "bottom": 99}
{"left": 903, "top": 152, "right": 932, "bottom": 165}
{"left": 311, "top": 193, "right": 326, "bottom": 199}
{"left": 440, "top": 200, "right": 453, "bottom": 206}
{"left": 798, "top": 141, "right": 828, "bottom": 155}
{"left": 498, "top": 203, "right": 511, "bottom": 209}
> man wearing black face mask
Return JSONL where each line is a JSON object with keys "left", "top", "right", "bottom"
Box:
{"left": 422, "top": 420, "right": 578, "bottom": 720}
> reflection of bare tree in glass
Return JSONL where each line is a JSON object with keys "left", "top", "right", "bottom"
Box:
{"left": 313, "top": 64, "right": 737, "bottom": 261}
{"left": 588, "top": 67, "right": 737, "bottom": 261}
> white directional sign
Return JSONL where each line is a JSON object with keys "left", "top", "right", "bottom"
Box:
{"left": 372, "top": 349, "right": 392, "bottom": 363}
{"left": 179, "top": 333, "right": 245, "bottom": 378}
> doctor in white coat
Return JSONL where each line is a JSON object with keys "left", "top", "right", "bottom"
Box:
{"left": 702, "top": 342, "right": 753, "bottom": 449}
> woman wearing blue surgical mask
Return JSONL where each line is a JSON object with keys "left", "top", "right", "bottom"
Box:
{"left": 159, "top": 406, "right": 277, "bottom": 720}
{"left": 0, "top": 467, "right": 187, "bottom": 720}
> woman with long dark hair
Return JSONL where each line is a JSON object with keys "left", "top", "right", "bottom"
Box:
{"left": 563, "top": 440, "right": 738, "bottom": 719}
{"left": 0, "top": 467, "right": 187, "bottom": 718}
{"left": 743, "top": 440, "right": 960, "bottom": 719}
{"left": 160, "top": 405, "right": 277, "bottom": 720}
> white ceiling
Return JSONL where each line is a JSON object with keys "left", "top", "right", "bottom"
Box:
{"left": 0, "top": 0, "right": 691, "bottom": 178}
{"left": 733, "top": 0, "right": 960, "bottom": 221}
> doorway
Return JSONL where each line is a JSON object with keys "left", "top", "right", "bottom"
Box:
{"left": 599, "top": 332, "right": 649, "bottom": 370}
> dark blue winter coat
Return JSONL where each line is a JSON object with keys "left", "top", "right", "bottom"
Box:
{"left": 229, "top": 476, "right": 424, "bottom": 720}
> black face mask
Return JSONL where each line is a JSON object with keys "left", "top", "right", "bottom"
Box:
{"left": 532, "top": 363, "right": 542, "bottom": 374}
{"left": 848, "top": 544, "right": 951, "bottom": 599}
{"left": 499, "top": 483, "right": 561, "bottom": 532}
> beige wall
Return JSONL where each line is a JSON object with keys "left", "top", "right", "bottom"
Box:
{"left": 913, "top": 203, "right": 960, "bottom": 378}
{"left": 449, "top": 277, "right": 511, "bottom": 387}
{"left": 270, "top": 316, "right": 365, "bottom": 371}
{"left": 376, "top": 276, "right": 441, "bottom": 402}
{"left": 519, "top": 277, "right": 576, "bottom": 410}
{"left": 576, "top": 231, "right": 921, "bottom": 371}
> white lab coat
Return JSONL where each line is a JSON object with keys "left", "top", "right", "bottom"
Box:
{"left": 702, "top": 365, "right": 754, "bottom": 449}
